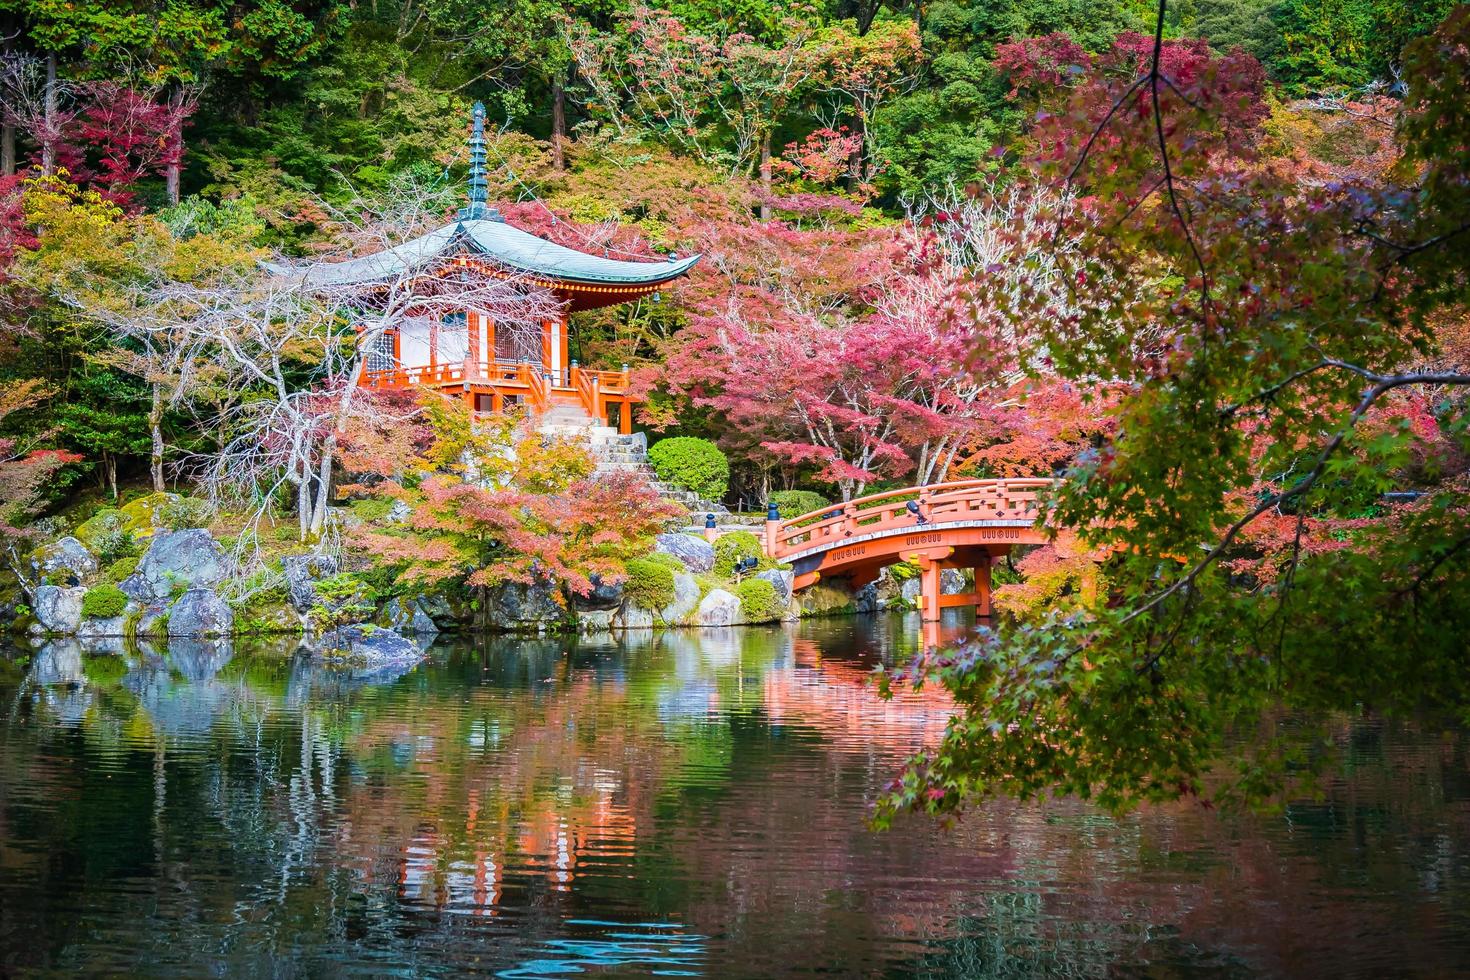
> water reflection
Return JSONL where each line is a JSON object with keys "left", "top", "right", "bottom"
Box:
{"left": 1, "top": 613, "right": 1468, "bottom": 977}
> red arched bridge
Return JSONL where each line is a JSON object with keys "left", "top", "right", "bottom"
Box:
{"left": 760, "top": 479, "right": 1054, "bottom": 620}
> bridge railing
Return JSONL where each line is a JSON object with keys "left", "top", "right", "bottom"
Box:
{"left": 765, "top": 478, "right": 1053, "bottom": 560}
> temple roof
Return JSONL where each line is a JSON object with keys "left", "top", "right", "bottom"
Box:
{"left": 278, "top": 217, "right": 700, "bottom": 290}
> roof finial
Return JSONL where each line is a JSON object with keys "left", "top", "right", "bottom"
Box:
{"left": 459, "top": 101, "right": 502, "bottom": 221}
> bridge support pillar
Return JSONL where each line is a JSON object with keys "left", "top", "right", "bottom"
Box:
{"left": 972, "top": 559, "right": 992, "bottom": 618}
{"left": 918, "top": 558, "right": 943, "bottom": 622}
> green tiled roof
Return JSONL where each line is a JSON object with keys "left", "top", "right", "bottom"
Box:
{"left": 273, "top": 218, "right": 700, "bottom": 289}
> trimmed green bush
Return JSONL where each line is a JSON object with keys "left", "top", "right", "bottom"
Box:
{"left": 713, "top": 530, "right": 763, "bottom": 577}
{"left": 736, "top": 577, "right": 784, "bottom": 623}
{"left": 648, "top": 437, "right": 729, "bottom": 502}
{"left": 104, "top": 556, "right": 139, "bottom": 583}
{"left": 624, "top": 557, "right": 676, "bottom": 610}
{"left": 81, "top": 584, "right": 129, "bottom": 619}
{"left": 768, "top": 490, "right": 830, "bottom": 518}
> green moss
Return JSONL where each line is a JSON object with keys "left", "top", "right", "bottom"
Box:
{"left": 350, "top": 497, "right": 396, "bottom": 522}
{"left": 103, "top": 556, "right": 139, "bottom": 583}
{"left": 713, "top": 530, "right": 763, "bottom": 577}
{"left": 645, "top": 551, "right": 686, "bottom": 572}
{"left": 735, "top": 577, "right": 783, "bottom": 623}
{"left": 624, "top": 557, "right": 676, "bottom": 609}
{"left": 81, "top": 584, "right": 129, "bottom": 619}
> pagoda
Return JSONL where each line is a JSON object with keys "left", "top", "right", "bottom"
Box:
{"left": 295, "top": 103, "right": 699, "bottom": 433}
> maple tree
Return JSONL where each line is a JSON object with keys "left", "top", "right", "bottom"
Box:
{"left": 349, "top": 399, "right": 680, "bottom": 605}
{"left": 876, "top": 2, "right": 1470, "bottom": 825}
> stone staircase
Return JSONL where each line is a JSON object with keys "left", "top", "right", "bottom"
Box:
{"left": 536, "top": 405, "right": 728, "bottom": 519}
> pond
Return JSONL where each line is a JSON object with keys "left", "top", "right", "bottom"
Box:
{"left": 1, "top": 613, "right": 1468, "bottom": 977}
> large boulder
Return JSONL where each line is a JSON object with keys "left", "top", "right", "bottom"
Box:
{"left": 696, "top": 588, "right": 741, "bottom": 627}
{"left": 578, "top": 608, "right": 616, "bottom": 632}
{"left": 76, "top": 615, "right": 127, "bottom": 639}
{"left": 32, "top": 537, "right": 98, "bottom": 585}
{"left": 378, "top": 596, "right": 439, "bottom": 636}
{"left": 942, "top": 568, "right": 967, "bottom": 594}
{"left": 614, "top": 601, "right": 655, "bottom": 630}
{"left": 573, "top": 573, "right": 624, "bottom": 612}
{"left": 755, "top": 568, "right": 794, "bottom": 606}
{"left": 488, "top": 579, "right": 566, "bottom": 632}
{"left": 660, "top": 572, "right": 701, "bottom": 625}
{"left": 320, "top": 624, "right": 425, "bottom": 668}
{"left": 167, "top": 589, "right": 235, "bottom": 637}
{"left": 135, "top": 529, "right": 226, "bottom": 601}
{"left": 31, "top": 585, "right": 85, "bottom": 634}
{"left": 655, "top": 533, "right": 715, "bottom": 574}
{"left": 282, "top": 553, "right": 339, "bottom": 613}
{"left": 854, "top": 582, "right": 878, "bottom": 614}
{"left": 135, "top": 604, "right": 170, "bottom": 637}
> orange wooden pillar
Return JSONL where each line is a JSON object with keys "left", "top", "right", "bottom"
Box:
{"left": 973, "top": 557, "right": 992, "bottom": 618}
{"left": 467, "top": 311, "right": 481, "bottom": 379}
{"left": 918, "top": 557, "right": 943, "bottom": 622}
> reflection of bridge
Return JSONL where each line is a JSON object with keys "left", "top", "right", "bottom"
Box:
{"left": 762, "top": 479, "right": 1053, "bottom": 620}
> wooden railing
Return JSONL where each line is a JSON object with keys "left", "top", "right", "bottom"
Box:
{"left": 571, "top": 366, "right": 601, "bottom": 420}
{"left": 360, "top": 358, "right": 630, "bottom": 420}
{"left": 765, "top": 478, "right": 1054, "bottom": 560}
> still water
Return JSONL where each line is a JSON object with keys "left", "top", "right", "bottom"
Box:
{"left": 1, "top": 613, "right": 1468, "bottom": 978}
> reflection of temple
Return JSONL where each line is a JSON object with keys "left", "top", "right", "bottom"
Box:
{"left": 298, "top": 103, "right": 698, "bottom": 432}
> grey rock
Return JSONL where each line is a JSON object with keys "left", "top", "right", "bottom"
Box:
{"left": 32, "top": 585, "right": 85, "bottom": 634}
{"left": 854, "top": 583, "right": 878, "bottom": 614}
{"left": 321, "top": 624, "right": 425, "bottom": 667}
{"left": 166, "top": 638, "right": 233, "bottom": 681}
{"left": 76, "top": 615, "right": 127, "bottom": 639}
{"left": 136, "top": 604, "right": 170, "bottom": 637}
{"left": 696, "top": 588, "right": 741, "bottom": 627}
{"left": 574, "top": 573, "right": 624, "bottom": 611}
{"left": 417, "top": 593, "right": 463, "bottom": 628}
{"left": 379, "top": 596, "right": 439, "bottom": 636}
{"left": 615, "top": 601, "right": 654, "bottom": 630}
{"left": 118, "top": 574, "right": 153, "bottom": 603}
{"left": 755, "top": 568, "right": 794, "bottom": 606}
{"left": 386, "top": 499, "right": 413, "bottom": 523}
{"left": 282, "top": 552, "right": 339, "bottom": 613}
{"left": 488, "top": 579, "right": 565, "bottom": 630}
{"left": 655, "top": 533, "right": 715, "bottom": 573}
{"left": 167, "top": 589, "right": 235, "bottom": 637}
{"left": 33, "top": 536, "right": 98, "bottom": 585}
{"left": 660, "top": 572, "right": 700, "bottom": 625}
{"left": 900, "top": 577, "right": 921, "bottom": 604}
{"left": 942, "top": 568, "right": 967, "bottom": 594}
{"left": 578, "top": 608, "right": 616, "bottom": 632}
{"left": 136, "top": 529, "right": 226, "bottom": 601}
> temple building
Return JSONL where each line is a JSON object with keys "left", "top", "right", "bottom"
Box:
{"left": 293, "top": 103, "right": 698, "bottom": 433}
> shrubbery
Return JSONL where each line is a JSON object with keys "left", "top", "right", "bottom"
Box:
{"left": 736, "top": 577, "right": 784, "bottom": 623}
{"left": 713, "top": 530, "right": 763, "bottom": 577}
{"left": 103, "top": 557, "right": 139, "bottom": 583}
{"left": 81, "top": 584, "right": 129, "bottom": 618}
{"left": 156, "top": 496, "right": 215, "bottom": 531}
{"left": 624, "top": 557, "right": 676, "bottom": 609}
{"left": 767, "top": 490, "right": 830, "bottom": 518}
{"left": 648, "top": 437, "right": 729, "bottom": 502}
{"left": 76, "top": 508, "right": 137, "bottom": 562}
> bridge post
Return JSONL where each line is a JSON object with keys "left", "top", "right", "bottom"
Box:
{"left": 973, "top": 559, "right": 992, "bottom": 618}
{"left": 763, "top": 501, "right": 781, "bottom": 557}
{"left": 918, "top": 557, "right": 942, "bottom": 622}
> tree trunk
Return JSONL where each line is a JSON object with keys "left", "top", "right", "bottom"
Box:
{"left": 551, "top": 71, "right": 567, "bottom": 172}
{"left": 40, "top": 53, "right": 57, "bottom": 175}
{"left": 758, "top": 129, "right": 772, "bottom": 221}
{"left": 1, "top": 122, "right": 14, "bottom": 176}
{"left": 149, "top": 384, "right": 166, "bottom": 492}
{"left": 307, "top": 433, "right": 336, "bottom": 538}
{"left": 164, "top": 86, "right": 184, "bottom": 205}
{"left": 847, "top": 102, "right": 866, "bottom": 190}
